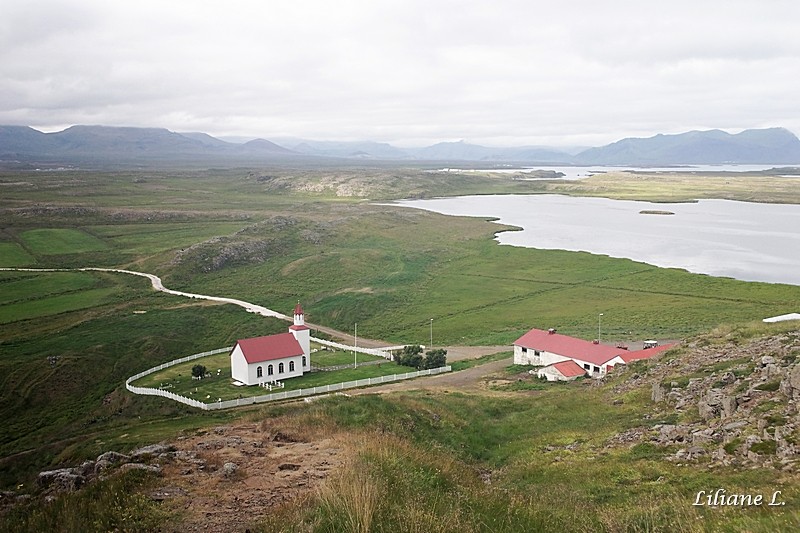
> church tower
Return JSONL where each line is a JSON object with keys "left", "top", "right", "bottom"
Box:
{"left": 289, "top": 302, "right": 311, "bottom": 371}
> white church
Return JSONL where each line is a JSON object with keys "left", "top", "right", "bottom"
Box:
{"left": 230, "top": 303, "right": 311, "bottom": 386}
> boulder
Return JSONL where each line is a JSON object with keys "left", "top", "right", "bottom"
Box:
{"left": 130, "top": 444, "right": 175, "bottom": 462}
{"left": 721, "top": 396, "right": 738, "bottom": 419}
{"left": 96, "top": 451, "right": 130, "bottom": 465}
{"left": 222, "top": 462, "right": 238, "bottom": 478}
{"left": 37, "top": 469, "right": 85, "bottom": 493}
{"left": 651, "top": 383, "right": 665, "bottom": 403}
{"left": 783, "top": 365, "right": 800, "bottom": 399}
{"left": 118, "top": 463, "right": 162, "bottom": 475}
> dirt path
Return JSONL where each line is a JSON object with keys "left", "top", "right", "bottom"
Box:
{"left": 353, "top": 355, "right": 513, "bottom": 395}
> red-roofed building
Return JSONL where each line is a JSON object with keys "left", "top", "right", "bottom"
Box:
{"left": 536, "top": 360, "right": 587, "bottom": 382}
{"left": 514, "top": 327, "right": 675, "bottom": 377}
{"left": 231, "top": 303, "right": 312, "bottom": 385}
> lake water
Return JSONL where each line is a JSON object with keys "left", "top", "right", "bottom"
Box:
{"left": 395, "top": 195, "right": 800, "bottom": 286}
{"left": 431, "top": 164, "right": 794, "bottom": 180}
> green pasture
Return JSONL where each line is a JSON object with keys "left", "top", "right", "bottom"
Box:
{"left": 0, "top": 271, "right": 98, "bottom": 305}
{"left": 311, "top": 346, "right": 384, "bottom": 367}
{"left": 19, "top": 228, "right": 109, "bottom": 255}
{"left": 0, "top": 287, "right": 120, "bottom": 324}
{"left": 0, "top": 242, "right": 35, "bottom": 267}
{"left": 88, "top": 221, "right": 250, "bottom": 255}
{"left": 177, "top": 208, "right": 800, "bottom": 347}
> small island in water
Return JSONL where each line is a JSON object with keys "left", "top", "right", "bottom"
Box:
{"left": 639, "top": 210, "right": 675, "bottom": 215}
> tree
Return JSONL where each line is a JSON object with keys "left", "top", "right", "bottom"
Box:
{"left": 423, "top": 349, "right": 447, "bottom": 369}
{"left": 191, "top": 364, "right": 207, "bottom": 378}
{"left": 396, "top": 345, "right": 424, "bottom": 369}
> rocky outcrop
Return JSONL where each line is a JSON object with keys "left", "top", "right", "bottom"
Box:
{"left": 611, "top": 328, "right": 800, "bottom": 469}
{"left": 34, "top": 444, "right": 172, "bottom": 495}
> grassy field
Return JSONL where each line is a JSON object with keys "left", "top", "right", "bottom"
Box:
{"left": 19, "top": 228, "right": 109, "bottom": 255}
{"left": 546, "top": 171, "right": 800, "bottom": 204}
{"left": 1, "top": 167, "right": 799, "bottom": 530}
{"left": 0, "top": 242, "right": 36, "bottom": 267}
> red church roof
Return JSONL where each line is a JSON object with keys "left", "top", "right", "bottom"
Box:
{"left": 235, "top": 332, "right": 304, "bottom": 364}
{"left": 552, "top": 360, "right": 587, "bottom": 378}
{"left": 514, "top": 328, "right": 626, "bottom": 366}
{"left": 294, "top": 302, "right": 303, "bottom": 315}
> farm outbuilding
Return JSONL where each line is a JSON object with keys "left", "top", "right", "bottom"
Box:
{"left": 536, "top": 360, "right": 586, "bottom": 381}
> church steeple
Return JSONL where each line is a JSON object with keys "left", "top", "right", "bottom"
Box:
{"left": 293, "top": 301, "right": 304, "bottom": 326}
{"left": 289, "top": 301, "right": 310, "bottom": 371}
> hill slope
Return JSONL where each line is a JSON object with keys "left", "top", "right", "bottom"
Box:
{"left": 3, "top": 125, "right": 800, "bottom": 166}
{"left": 574, "top": 128, "right": 800, "bottom": 165}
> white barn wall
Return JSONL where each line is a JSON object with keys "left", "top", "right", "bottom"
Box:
{"left": 514, "top": 345, "right": 571, "bottom": 367}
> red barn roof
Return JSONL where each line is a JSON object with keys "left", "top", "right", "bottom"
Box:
{"left": 619, "top": 343, "right": 675, "bottom": 363}
{"left": 235, "top": 332, "right": 304, "bottom": 364}
{"left": 514, "top": 328, "right": 626, "bottom": 366}
{"left": 552, "top": 360, "right": 587, "bottom": 378}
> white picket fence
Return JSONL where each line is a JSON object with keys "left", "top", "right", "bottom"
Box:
{"left": 125, "top": 347, "right": 233, "bottom": 409}
{"left": 311, "top": 336, "right": 397, "bottom": 360}
{"left": 126, "top": 347, "right": 451, "bottom": 411}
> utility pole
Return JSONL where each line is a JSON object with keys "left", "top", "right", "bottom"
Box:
{"left": 430, "top": 318, "right": 433, "bottom": 351}
{"left": 354, "top": 322, "right": 358, "bottom": 368}
{"left": 598, "top": 313, "right": 604, "bottom": 343}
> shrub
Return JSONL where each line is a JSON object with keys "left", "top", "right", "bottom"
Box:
{"left": 749, "top": 441, "right": 777, "bottom": 455}
{"left": 756, "top": 380, "right": 781, "bottom": 392}
{"left": 423, "top": 349, "right": 447, "bottom": 370}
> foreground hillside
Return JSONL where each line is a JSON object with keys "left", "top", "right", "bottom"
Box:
{"left": 4, "top": 323, "right": 800, "bottom": 532}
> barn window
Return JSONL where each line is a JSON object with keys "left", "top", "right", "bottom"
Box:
{"left": 593, "top": 366, "right": 600, "bottom": 373}
{"left": 268, "top": 364, "right": 274, "bottom": 376}
{"left": 521, "top": 347, "right": 527, "bottom": 354}
{"left": 583, "top": 363, "right": 590, "bottom": 370}
{"left": 256, "top": 366, "right": 263, "bottom": 378}
{"left": 289, "top": 361, "right": 295, "bottom": 372}
{"left": 279, "top": 362, "right": 285, "bottom": 373}
{"left": 534, "top": 350, "right": 541, "bottom": 356}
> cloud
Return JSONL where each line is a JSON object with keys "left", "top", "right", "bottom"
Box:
{"left": 2, "top": 0, "right": 799, "bottom": 146}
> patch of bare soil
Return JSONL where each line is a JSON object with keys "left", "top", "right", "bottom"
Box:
{"left": 355, "top": 355, "right": 513, "bottom": 396}
{"left": 156, "top": 423, "right": 346, "bottom": 532}
{"left": 148, "top": 347, "right": 514, "bottom": 530}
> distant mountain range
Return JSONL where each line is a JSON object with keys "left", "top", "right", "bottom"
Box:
{"left": 2, "top": 125, "right": 800, "bottom": 167}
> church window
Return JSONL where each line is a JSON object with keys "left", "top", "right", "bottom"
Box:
{"left": 302, "top": 356, "right": 307, "bottom": 367}
{"left": 279, "top": 362, "right": 285, "bottom": 373}
{"left": 256, "top": 366, "right": 263, "bottom": 378}
{"left": 268, "top": 364, "right": 274, "bottom": 376}
{"left": 289, "top": 361, "right": 295, "bottom": 372}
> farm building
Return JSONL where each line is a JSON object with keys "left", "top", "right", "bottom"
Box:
{"left": 230, "top": 303, "right": 311, "bottom": 386}
{"left": 536, "top": 360, "right": 587, "bottom": 381}
{"left": 514, "top": 327, "right": 673, "bottom": 378}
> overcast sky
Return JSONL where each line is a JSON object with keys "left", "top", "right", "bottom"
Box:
{"left": 2, "top": 0, "right": 799, "bottom": 147}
